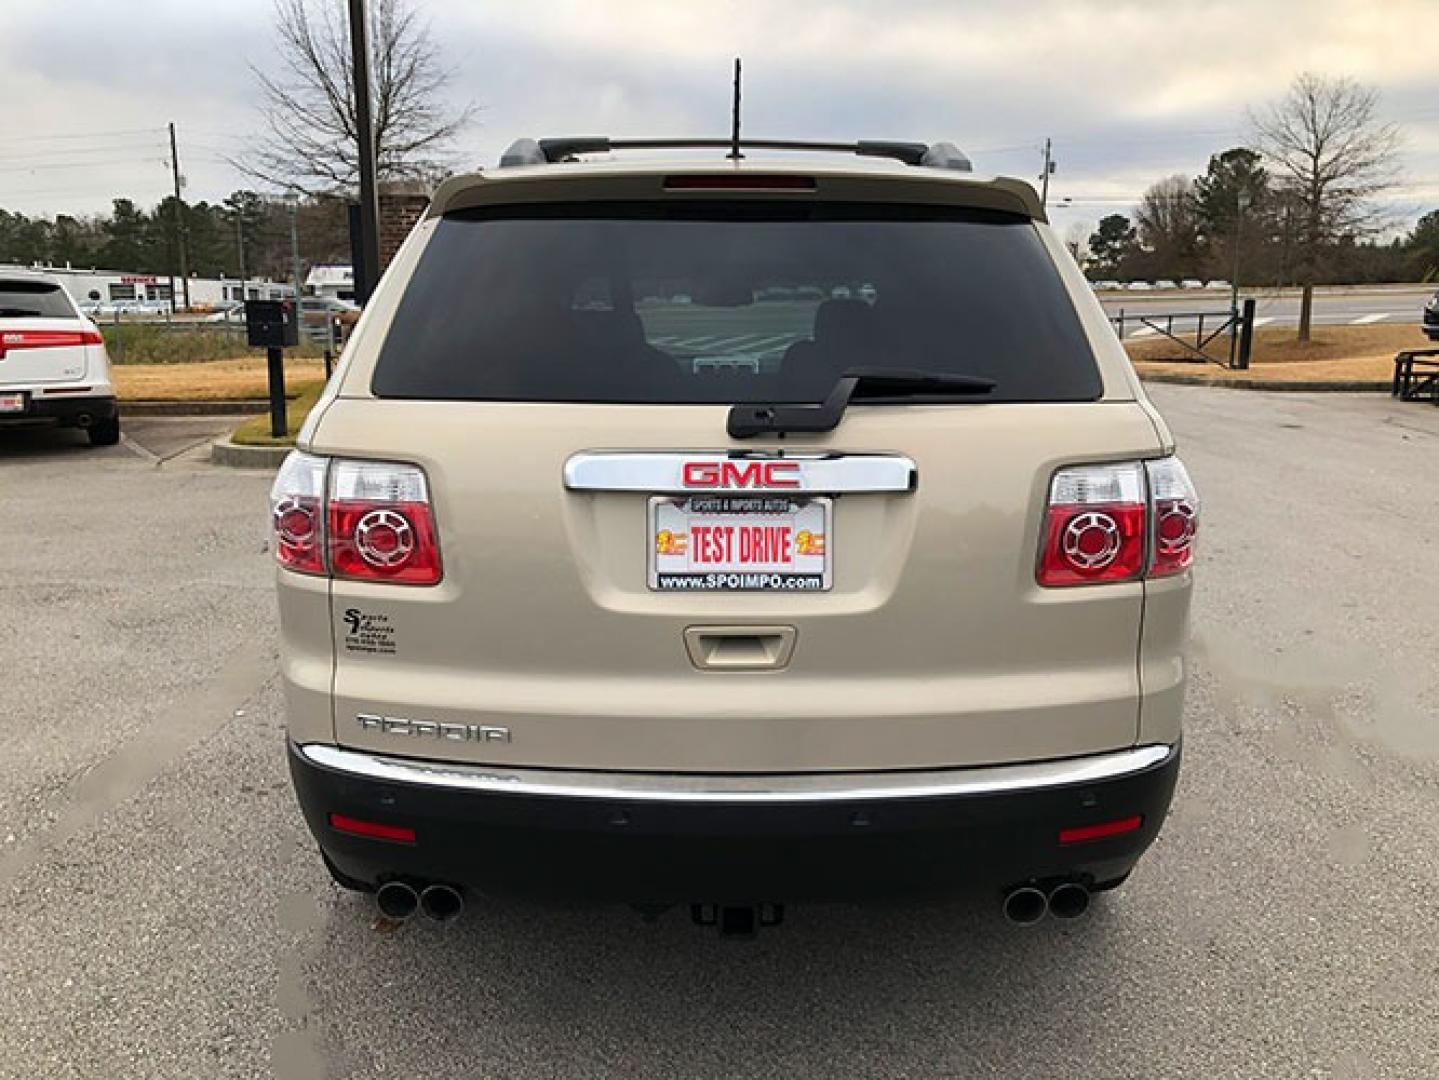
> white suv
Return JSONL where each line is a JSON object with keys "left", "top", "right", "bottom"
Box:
{"left": 0, "top": 272, "right": 119, "bottom": 446}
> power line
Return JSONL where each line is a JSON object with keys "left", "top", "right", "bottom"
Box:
{"left": 0, "top": 127, "right": 165, "bottom": 146}
{"left": 0, "top": 141, "right": 168, "bottom": 163}
{"left": 0, "top": 157, "right": 168, "bottom": 174}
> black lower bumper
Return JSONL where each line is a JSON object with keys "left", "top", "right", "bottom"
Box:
{"left": 0, "top": 393, "right": 117, "bottom": 428}
{"left": 288, "top": 740, "right": 1180, "bottom": 904}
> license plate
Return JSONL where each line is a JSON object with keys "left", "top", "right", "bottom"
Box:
{"left": 649, "top": 495, "right": 831, "bottom": 591}
{"left": 0, "top": 392, "right": 25, "bottom": 414}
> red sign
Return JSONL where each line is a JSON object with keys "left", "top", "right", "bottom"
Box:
{"left": 120, "top": 275, "right": 158, "bottom": 285}
{"left": 682, "top": 461, "right": 801, "bottom": 489}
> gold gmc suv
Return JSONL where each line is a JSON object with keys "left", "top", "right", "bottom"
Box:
{"left": 273, "top": 137, "right": 1195, "bottom": 933}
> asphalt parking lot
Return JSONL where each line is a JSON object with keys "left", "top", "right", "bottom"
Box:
{"left": 3, "top": 386, "right": 1438, "bottom": 1079}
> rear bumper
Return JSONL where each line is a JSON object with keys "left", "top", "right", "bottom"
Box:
{"left": 0, "top": 392, "right": 117, "bottom": 427}
{"left": 289, "top": 740, "right": 1181, "bottom": 903}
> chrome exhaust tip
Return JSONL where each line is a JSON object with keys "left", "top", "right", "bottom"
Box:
{"left": 375, "top": 880, "right": 419, "bottom": 921}
{"left": 419, "top": 883, "right": 464, "bottom": 923}
{"left": 1047, "top": 882, "right": 1091, "bottom": 920}
{"left": 1002, "top": 885, "right": 1048, "bottom": 926}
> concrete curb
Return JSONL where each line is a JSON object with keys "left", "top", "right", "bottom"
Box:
{"left": 122, "top": 400, "right": 266, "bottom": 417}
{"left": 1139, "top": 373, "right": 1390, "bottom": 392}
{"left": 210, "top": 438, "right": 290, "bottom": 468}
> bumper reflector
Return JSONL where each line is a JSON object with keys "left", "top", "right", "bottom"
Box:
{"left": 328, "top": 813, "right": 416, "bottom": 844}
{"left": 1059, "top": 815, "right": 1143, "bottom": 845}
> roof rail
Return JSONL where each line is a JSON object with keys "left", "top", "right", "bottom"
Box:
{"left": 498, "top": 137, "right": 973, "bottom": 172}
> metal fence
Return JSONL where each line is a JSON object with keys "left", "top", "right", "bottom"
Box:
{"left": 93, "top": 308, "right": 340, "bottom": 364}
{"left": 1110, "top": 298, "right": 1257, "bottom": 369}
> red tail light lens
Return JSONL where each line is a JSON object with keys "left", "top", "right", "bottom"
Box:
{"left": 1059, "top": 815, "right": 1143, "bottom": 845}
{"left": 328, "top": 813, "right": 417, "bottom": 844}
{"left": 1145, "top": 457, "right": 1199, "bottom": 577}
{"left": 327, "top": 460, "right": 442, "bottom": 585}
{"left": 664, "top": 174, "right": 816, "bottom": 191}
{"left": 269, "top": 453, "right": 442, "bottom": 585}
{"left": 0, "top": 328, "right": 103, "bottom": 358}
{"left": 269, "top": 451, "right": 328, "bottom": 575}
{"left": 1038, "top": 457, "right": 1198, "bottom": 587}
{"left": 1038, "top": 463, "right": 1147, "bottom": 586}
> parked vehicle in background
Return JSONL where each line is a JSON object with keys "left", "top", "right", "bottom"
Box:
{"left": 272, "top": 137, "right": 1197, "bottom": 932}
{"left": 300, "top": 296, "right": 360, "bottom": 325}
{"left": 0, "top": 272, "right": 120, "bottom": 446}
{"left": 299, "top": 296, "right": 360, "bottom": 342}
{"left": 203, "top": 302, "right": 247, "bottom": 323}
{"left": 1422, "top": 291, "right": 1439, "bottom": 341}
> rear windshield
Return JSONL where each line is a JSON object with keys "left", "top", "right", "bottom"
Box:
{"left": 0, "top": 280, "right": 76, "bottom": 319}
{"left": 372, "top": 202, "right": 1101, "bottom": 404}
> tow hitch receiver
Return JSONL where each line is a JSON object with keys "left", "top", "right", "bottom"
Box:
{"left": 690, "top": 902, "right": 786, "bottom": 937}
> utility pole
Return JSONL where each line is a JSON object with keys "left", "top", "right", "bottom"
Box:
{"left": 288, "top": 197, "right": 303, "bottom": 303}
{"left": 1039, "top": 138, "right": 1055, "bottom": 208}
{"left": 1229, "top": 189, "right": 1250, "bottom": 316}
{"left": 168, "top": 122, "right": 191, "bottom": 312}
{"left": 234, "top": 216, "right": 246, "bottom": 286}
{"left": 348, "top": 0, "right": 381, "bottom": 305}
{"left": 727, "top": 58, "right": 743, "bottom": 160}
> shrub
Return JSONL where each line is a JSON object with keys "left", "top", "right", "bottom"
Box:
{"left": 100, "top": 322, "right": 328, "bottom": 364}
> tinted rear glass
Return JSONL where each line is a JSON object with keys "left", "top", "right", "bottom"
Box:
{"left": 0, "top": 280, "right": 76, "bottom": 319}
{"left": 372, "top": 203, "right": 1101, "bottom": 403}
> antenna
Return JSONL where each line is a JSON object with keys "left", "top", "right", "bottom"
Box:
{"left": 727, "top": 58, "right": 743, "bottom": 161}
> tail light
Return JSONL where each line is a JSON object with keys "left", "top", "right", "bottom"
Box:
{"left": 269, "top": 452, "right": 442, "bottom": 585}
{"left": 1145, "top": 457, "right": 1199, "bottom": 577}
{"left": 0, "top": 328, "right": 103, "bottom": 358}
{"left": 270, "top": 451, "right": 327, "bottom": 575}
{"left": 328, "top": 460, "right": 441, "bottom": 584}
{"left": 1037, "top": 456, "right": 1197, "bottom": 587}
{"left": 1038, "top": 462, "right": 1147, "bottom": 586}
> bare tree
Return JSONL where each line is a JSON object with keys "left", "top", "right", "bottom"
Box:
{"left": 1063, "top": 221, "right": 1091, "bottom": 267}
{"left": 1135, "top": 175, "right": 1201, "bottom": 282}
{"left": 240, "top": 0, "right": 476, "bottom": 194}
{"left": 1250, "top": 73, "right": 1400, "bottom": 341}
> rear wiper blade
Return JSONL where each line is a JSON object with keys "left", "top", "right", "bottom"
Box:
{"left": 727, "top": 367, "right": 996, "bottom": 439}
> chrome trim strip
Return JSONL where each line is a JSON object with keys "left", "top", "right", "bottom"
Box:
{"left": 296, "top": 743, "right": 1174, "bottom": 804}
{"left": 563, "top": 452, "right": 917, "bottom": 493}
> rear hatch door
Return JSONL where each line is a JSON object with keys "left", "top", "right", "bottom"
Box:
{"left": 319, "top": 197, "right": 1160, "bottom": 773}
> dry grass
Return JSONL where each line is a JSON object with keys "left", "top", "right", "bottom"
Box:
{"left": 230, "top": 382, "right": 326, "bottom": 446}
{"left": 1127, "top": 323, "right": 1430, "bottom": 384}
{"left": 113, "top": 357, "right": 328, "bottom": 401}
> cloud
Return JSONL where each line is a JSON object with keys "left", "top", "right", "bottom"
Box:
{"left": 0, "top": 0, "right": 1435, "bottom": 225}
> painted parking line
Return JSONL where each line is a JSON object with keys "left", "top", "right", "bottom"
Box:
{"left": 662, "top": 334, "right": 789, "bottom": 353}
{"left": 738, "top": 334, "right": 796, "bottom": 351}
{"left": 1251, "top": 316, "right": 1275, "bottom": 328}
{"left": 671, "top": 335, "right": 732, "bottom": 347}
{"left": 1129, "top": 327, "right": 1158, "bottom": 339}
{"left": 701, "top": 333, "right": 779, "bottom": 350}
{"left": 1350, "top": 313, "right": 1388, "bottom": 325}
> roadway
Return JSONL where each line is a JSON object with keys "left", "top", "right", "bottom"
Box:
{"left": 1097, "top": 284, "right": 1433, "bottom": 338}
{"left": 629, "top": 287, "right": 1434, "bottom": 360}
{"left": 3, "top": 390, "right": 1439, "bottom": 1078}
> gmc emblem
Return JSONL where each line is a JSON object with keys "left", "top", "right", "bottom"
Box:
{"left": 682, "top": 460, "right": 801, "bottom": 489}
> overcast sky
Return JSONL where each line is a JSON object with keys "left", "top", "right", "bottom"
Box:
{"left": 3, "top": 0, "right": 1438, "bottom": 239}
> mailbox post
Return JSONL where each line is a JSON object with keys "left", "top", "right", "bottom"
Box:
{"left": 244, "top": 299, "right": 300, "bottom": 437}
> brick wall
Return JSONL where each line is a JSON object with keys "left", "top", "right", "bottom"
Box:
{"left": 377, "top": 181, "right": 432, "bottom": 270}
